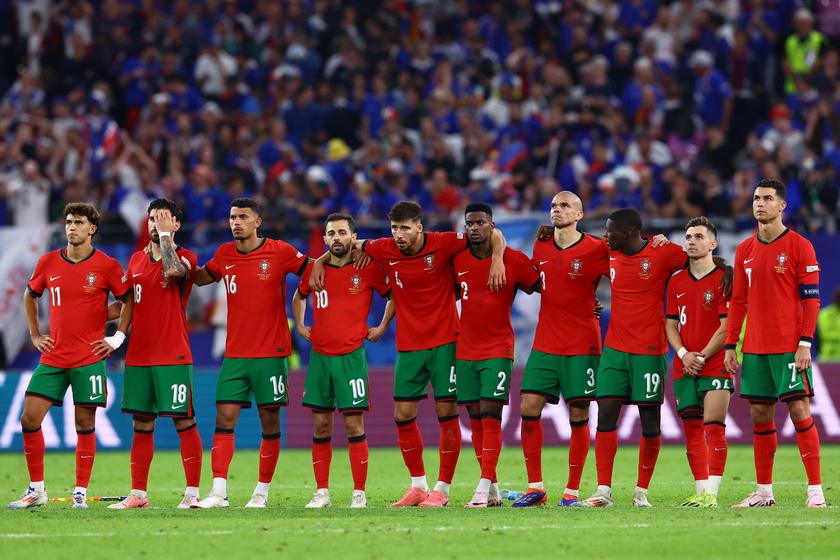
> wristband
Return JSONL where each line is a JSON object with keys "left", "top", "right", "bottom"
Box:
{"left": 104, "top": 331, "right": 126, "bottom": 350}
{"left": 799, "top": 341, "right": 812, "bottom": 348}
{"left": 677, "top": 347, "right": 688, "bottom": 359}
{"left": 696, "top": 356, "right": 705, "bottom": 362}
{"left": 158, "top": 231, "right": 171, "bottom": 238}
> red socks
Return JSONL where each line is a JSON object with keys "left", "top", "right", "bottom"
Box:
{"left": 22, "top": 427, "right": 45, "bottom": 483}
{"left": 469, "top": 415, "right": 483, "bottom": 466}
{"left": 521, "top": 415, "right": 543, "bottom": 484}
{"left": 682, "top": 419, "right": 708, "bottom": 482}
{"left": 348, "top": 435, "right": 368, "bottom": 491}
{"left": 396, "top": 417, "right": 425, "bottom": 477}
{"left": 753, "top": 421, "right": 777, "bottom": 485}
{"left": 211, "top": 429, "right": 235, "bottom": 479}
{"left": 75, "top": 429, "right": 96, "bottom": 488}
{"left": 438, "top": 415, "right": 461, "bottom": 484}
{"left": 311, "top": 436, "right": 332, "bottom": 488}
{"left": 636, "top": 435, "right": 662, "bottom": 489}
{"left": 794, "top": 417, "right": 821, "bottom": 485}
{"left": 259, "top": 432, "right": 281, "bottom": 484}
{"left": 567, "top": 420, "right": 590, "bottom": 491}
{"left": 130, "top": 429, "right": 154, "bottom": 491}
{"left": 595, "top": 429, "right": 618, "bottom": 487}
{"left": 480, "top": 415, "right": 502, "bottom": 481}
{"left": 177, "top": 424, "right": 203, "bottom": 487}
{"left": 705, "top": 421, "right": 727, "bottom": 477}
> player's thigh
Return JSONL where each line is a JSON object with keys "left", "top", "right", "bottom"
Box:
{"left": 701, "top": 386, "right": 732, "bottom": 423}
{"left": 520, "top": 350, "right": 562, "bottom": 404}
{"left": 69, "top": 361, "right": 108, "bottom": 408}
{"left": 740, "top": 354, "right": 779, "bottom": 403}
{"left": 333, "top": 346, "right": 370, "bottom": 413}
{"left": 152, "top": 365, "right": 195, "bottom": 418}
{"left": 122, "top": 365, "right": 158, "bottom": 416}
{"left": 629, "top": 353, "right": 668, "bottom": 405}
{"left": 394, "top": 349, "right": 433, "bottom": 401}
{"left": 455, "top": 359, "right": 481, "bottom": 406}
{"left": 302, "top": 350, "right": 337, "bottom": 412}
{"left": 429, "top": 342, "right": 457, "bottom": 401}
{"left": 596, "top": 347, "right": 632, "bottom": 401}
{"left": 767, "top": 352, "right": 815, "bottom": 402}
{"left": 477, "top": 358, "right": 513, "bottom": 404}
{"left": 248, "top": 357, "right": 289, "bottom": 408}
{"left": 25, "top": 363, "right": 73, "bottom": 406}
{"left": 558, "top": 354, "right": 600, "bottom": 404}
{"left": 217, "top": 358, "right": 255, "bottom": 407}
{"left": 674, "top": 376, "right": 702, "bottom": 417}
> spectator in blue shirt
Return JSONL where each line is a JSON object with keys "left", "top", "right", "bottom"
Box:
{"left": 690, "top": 50, "right": 733, "bottom": 134}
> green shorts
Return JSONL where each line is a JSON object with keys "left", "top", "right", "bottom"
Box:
{"left": 673, "top": 376, "right": 734, "bottom": 417}
{"left": 520, "top": 351, "right": 599, "bottom": 404}
{"left": 394, "top": 342, "right": 456, "bottom": 402}
{"left": 597, "top": 347, "right": 668, "bottom": 405}
{"left": 122, "top": 365, "right": 195, "bottom": 418}
{"left": 25, "top": 361, "right": 108, "bottom": 407}
{"left": 740, "top": 352, "right": 814, "bottom": 402}
{"left": 303, "top": 346, "right": 369, "bottom": 413}
{"left": 456, "top": 358, "right": 513, "bottom": 405}
{"left": 217, "top": 357, "right": 289, "bottom": 408}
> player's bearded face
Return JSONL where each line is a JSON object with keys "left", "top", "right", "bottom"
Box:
{"left": 324, "top": 220, "right": 356, "bottom": 257}
{"left": 391, "top": 220, "right": 422, "bottom": 254}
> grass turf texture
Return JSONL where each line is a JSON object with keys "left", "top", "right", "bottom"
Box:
{"left": 1, "top": 444, "right": 838, "bottom": 559}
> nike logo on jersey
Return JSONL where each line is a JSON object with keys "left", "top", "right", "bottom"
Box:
{"left": 171, "top": 404, "right": 185, "bottom": 409}
{"left": 225, "top": 264, "right": 236, "bottom": 269}
{"left": 458, "top": 271, "right": 469, "bottom": 276}
{"left": 493, "top": 391, "right": 506, "bottom": 396}
{"left": 389, "top": 261, "right": 400, "bottom": 266}
{"left": 539, "top": 260, "right": 550, "bottom": 265}
{"left": 273, "top": 395, "right": 285, "bottom": 401}
{"left": 133, "top": 273, "right": 143, "bottom": 277}
{"left": 352, "top": 399, "right": 365, "bottom": 405}
{"left": 89, "top": 395, "right": 102, "bottom": 400}
{"left": 645, "top": 393, "right": 658, "bottom": 399}
{"left": 448, "top": 387, "right": 457, "bottom": 393}
{"left": 676, "top": 293, "right": 686, "bottom": 298}
{"left": 789, "top": 382, "right": 802, "bottom": 389}
{"left": 50, "top": 276, "right": 61, "bottom": 281}
{"left": 584, "top": 389, "right": 596, "bottom": 394}
{"left": 609, "top": 257, "right": 618, "bottom": 261}
{"left": 743, "top": 258, "right": 755, "bottom": 264}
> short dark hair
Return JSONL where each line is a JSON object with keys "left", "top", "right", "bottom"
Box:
{"left": 231, "top": 197, "right": 261, "bottom": 216}
{"left": 388, "top": 201, "right": 423, "bottom": 223}
{"left": 607, "top": 207, "right": 642, "bottom": 231}
{"left": 685, "top": 215, "right": 718, "bottom": 239}
{"left": 755, "top": 178, "right": 786, "bottom": 200}
{"left": 465, "top": 202, "right": 493, "bottom": 219}
{"left": 64, "top": 202, "right": 101, "bottom": 236}
{"left": 147, "top": 198, "right": 184, "bottom": 222}
{"left": 325, "top": 212, "right": 355, "bottom": 233}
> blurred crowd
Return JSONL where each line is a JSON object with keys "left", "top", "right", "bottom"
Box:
{"left": 1, "top": 0, "right": 840, "bottom": 240}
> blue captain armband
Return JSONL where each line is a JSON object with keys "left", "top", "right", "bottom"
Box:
{"left": 799, "top": 284, "right": 820, "bottom": 299}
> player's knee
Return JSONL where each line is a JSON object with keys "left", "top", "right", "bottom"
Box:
{"left": 19, "top": 412, "right": 41, "bottom": 432}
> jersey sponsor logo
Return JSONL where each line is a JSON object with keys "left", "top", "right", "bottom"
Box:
{"left": 132, "top": 273, "right": 143, "bottom": 277}
{"left": 258, "top": 259, "right": 271, "bottom": 280}
{"left": 49, "top": 275, "right": 61, "bottom": 281}
{"left": 775, "top": 253, "right": 789, "bottom": 273}
{"left": 743, "top": 258, "right": 755, "bottom": 264}
{"left": 350, "top": 274, "right": 363, "bottom": 294}
{"left": 389, "top": 261, "right": 400, "bottom": 266}
{"left": 569, "top": 259, "right": 583, "bottom": 279}
{"left": 423, "top": 254, "right": 436, "bottom": 272}
{"left": 639, "top": 259, "right": 652, "bottom": 280}
{"left": 539, "top": 260, "right": 550, "bottom": 265}
{"left": 225, "top": 264, "right": 236, "bottom": 270}
{"left": 84, "top": 272, "right": 99, "bottom": 293}
{"left": 458, "top": 271, "right": 469, "bottom": 276}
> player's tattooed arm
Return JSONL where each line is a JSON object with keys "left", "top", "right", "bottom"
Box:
{"left": 155, "top": 210, "right": 187, "bottom": 279}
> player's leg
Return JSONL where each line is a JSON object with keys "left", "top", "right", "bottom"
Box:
{"left": 69, "top": 362, "right": 107, "bottom": 509}
{"left": 305, "top": 411, "right": 334, "bottom": 508}
{"left": 674, "top": 376, "right": 707, "bottom": 506}
{"left": 391, "top": 349, "right": 431, "bottom": 506}
{"left": 249, "top": 406, "right": 282, "bottom": 507}
{"left": 7, "top": 395, "right": 53, "bottom": 509}
{"left": 343, "top": 412, "right": 368, "bottom": 508}
{"left": 630, "top": 353, "right": 668, "bottom": 508}
{"left": 733, "top": 354, "right": 778, "bottom": 507}
{"left": 173, "top": 415, "right": 202, "bottom": 508}
{"left": 456, "top": 360, "right": 482, "bottom": 481}
{"left": 559, "top": 355, "right": 599, "bottom": 506}
{"left": 515, "top": 350, "right": 561, "bottom": 507}
{"left": 421, "top": 342, "right": 459, "bottom": 507}
{"left": 787, "top": 396, "right": 824, "bottom": 507}
{"left": 700, "top": 384, "right": 732, "bottom": 507}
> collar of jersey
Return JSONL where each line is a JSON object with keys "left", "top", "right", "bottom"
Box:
{"left": 756, "top": 228, "right": 789, "bottom": 245}
{"left": 236, "top": 236, "right": 266, "bottom": 255}
{"left": 553, "top": 230, "right": 585, "bottom": 251}
{"left": 61, "top": 247, "right": 96, "bottom": 264}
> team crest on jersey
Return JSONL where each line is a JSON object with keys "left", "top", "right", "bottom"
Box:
{"left": 159, "top": 268, "right": 170, "bottom": 289}
{"left": 569, "top": 259, "right": 583, "bottom": 279}
{"left": 702, "top": 289, "right": 715, "bottom": 310}
{"left": 424, "top": 254, "right": 436, "bottom": 272}
{"left": 775, "top": 253, "right": 788, "bottom": 273}
{"left": 258, "top": 259, "right": 272, "bottom": 280}
{"left": 349, "top": 274, "right": 363, "bottom": 294}
{"left": 639, "top": 259, "right": 652, "bottom": 280}
{"left": 84, "top": 272, "right": 98, "bottom": 292}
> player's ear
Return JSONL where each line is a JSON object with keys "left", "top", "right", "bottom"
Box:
{"left": 417, "top": 221, "right": 423, "bottom": 232}
{"left": 255, "top": 215, "right": 263, "bottom": 228}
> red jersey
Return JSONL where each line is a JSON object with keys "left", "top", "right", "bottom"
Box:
{"left": 27, "top": 248, "right": 128, "bottom": 369}
{"left": 124, "top": 247, "right": 198, "bottom": 366}
{"left": 531, "top": 233, "right": 610, "bottom": 356}
{"left": 205, "top": 237, "right": 308, "bottom": 358}
{"left": 725, "top": 229, "right": 820, "bottom": 354}
{"left": 666, "top": 267, "right": 731, "bottom": 380}
{"left": 298, "top": 260, "right": 391, "bottom": 356}
{"left": 363, "top": 231, "right": 467, "bottom": 352}
{"left": 453, "top": 247, "right": 540, "bottom": 361}
{"left": 606, "top": 240, "right": 687, "bottom": 355}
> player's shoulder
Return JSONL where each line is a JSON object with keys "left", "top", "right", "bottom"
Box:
{"left": 428, "top": 230, "right": 466, "bottom": 246}
{"left": 91, "top": 247, "right": 122, "bottom": 267}
{"left": 503, "top": 246, "right": 530, "bottom": 263}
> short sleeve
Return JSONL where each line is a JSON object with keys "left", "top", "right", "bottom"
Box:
{"left": 27, "top": 254, "right": 48, "bottom": 296}
{"left": 298, "top": 261, "right": 313, "bottom": 298}
{"left": 107, "top": 259, "right": 130, "bottom": 299}
{"left": 369, "top": 262, "right": 391, "bottom": 296}
{"left": 665, "top": 279, "right": 678, "bottom": 319}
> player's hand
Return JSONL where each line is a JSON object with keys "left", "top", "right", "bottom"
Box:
{"left": 651, "top": 234, "right": 670, "bottom": 247}
{"left": 154, "top": 210, "right": 177, "bottom": 235}
{"left": 488, "top": 255, "right": 506, "bottom": 292}
{"left": 724, "top": 349, "right": 740, "bottom": 375}
{"left": 366, "top": 325, "right": 386, "bottom": 342}
{"left": 682, "top": 351, "right": 706, "bottom": 377}
{"left": 352, "top": 249, "right": 371, "bottom": 269}
{"left": 90, "top": 339, "right": 117, "bottom": 357}
{"left": 309, "top": 260, "right": 326, "bottom": 292}
{"left": 795, "top": 345, "right": 812, "bottom": 372}
{"left": 593, "top": 299, "right": 604, "bottom": 317}
{"left": 296, "top": 325, "right": 311, "bottom": 342}
{"left": 143, "top": 242, "right": 151, "bottom": 254}
{"left": 30, "top": 333, "right": 55, "bottom": 354}
{"left": 535, "top": 225, "right": 553, "bottom": 241}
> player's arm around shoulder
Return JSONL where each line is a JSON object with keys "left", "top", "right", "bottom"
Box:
{"left": 510, "top": 248, "right": 541, "bottom": 295}
{"left": 488, "top": 228, "right": 507, "bottom": 292}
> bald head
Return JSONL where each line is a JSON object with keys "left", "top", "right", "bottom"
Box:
{"left": 550, "top": 191, "right": 584, "bottom": 229}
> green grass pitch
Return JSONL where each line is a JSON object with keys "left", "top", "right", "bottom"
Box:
{"left": 1, "top": 444, "right": 838, "bottom": 559}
